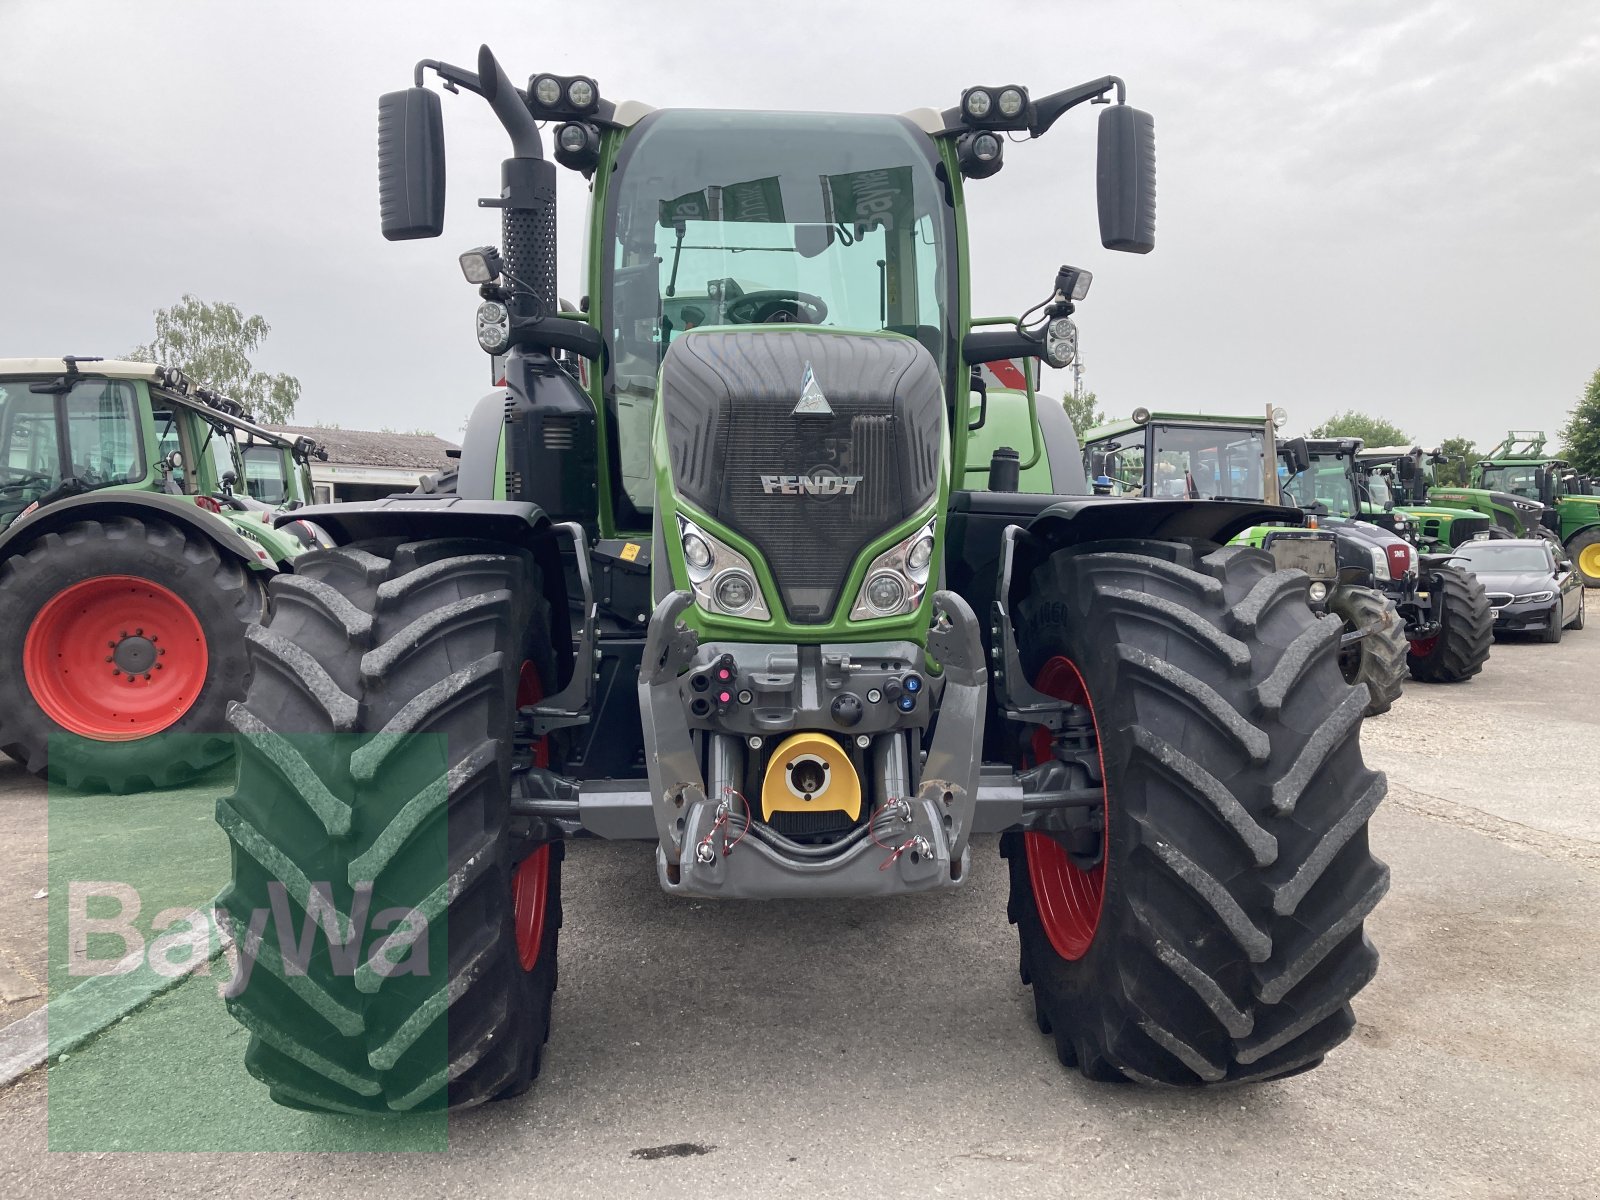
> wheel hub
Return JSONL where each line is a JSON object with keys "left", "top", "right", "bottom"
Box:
{"left": 111, "top": 634, "right": 158, "bottom": 675}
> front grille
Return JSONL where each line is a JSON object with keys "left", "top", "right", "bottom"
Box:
{"left": 1485, "top": 592, "right": 1514, "bottom": 607}
{"left": 661, "top": 330, "right": 943, "bottom": 623}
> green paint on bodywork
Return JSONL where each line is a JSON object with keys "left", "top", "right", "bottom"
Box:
{"left": 966, "top": 388, "right": 1054, "bottom": 492}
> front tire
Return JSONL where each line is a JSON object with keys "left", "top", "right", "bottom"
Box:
{"left": 0, "top": 516, "right": 266, "bottom": 792}
{"left": 1568, "top": 529, "right": 1600, "bottom": 588}
{"left": 1327, "top": 585, "right": 1407, "bottom": 716}
{"left": 1407, "top": 565, "right": 1492, "bottom": 682}
{"left": 1003, "top": 542, "right": 1389, "bottom": 1085}
{"left": 216, "top": 538, "right": 562, "bottom": 1112}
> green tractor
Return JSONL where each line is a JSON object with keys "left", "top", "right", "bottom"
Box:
{"left": 217, "top": 46, "right": 1389, "bottom": 1111}
{"left": 0, "top": 357, "right": 325, "bottom": 791}
{"left": 239, "top": 426, "right": 326, "bottom": 512}
{"left": 1353, "top": 445, "right": 1495, "bottom": 550}
{"left": 1467, "top": 431, "right": 1600, "bottom": 587}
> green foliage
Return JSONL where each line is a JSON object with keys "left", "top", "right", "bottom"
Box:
{"left": 128, "top": 295, "right": 300, "bottom": 424}
{"left": 1434, "top": 435, "right": 1477, "bottom": 487}
{"left": 1061, "top": 390, "right": 1105, "bottom": 439}
{"left": 1558, "top": 365, "right": 1600, "bottom": 476}
{"left": 1306, "top": 409, "right": 1409, "bottom": 446}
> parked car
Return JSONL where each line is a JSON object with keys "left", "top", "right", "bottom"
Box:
{"left": 1448, "top": 538, "right": 1585, "bottom": 642}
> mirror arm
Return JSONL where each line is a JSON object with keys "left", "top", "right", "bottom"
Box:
{"left": 1028, "top": 76, "right": 1123, "bottom": 138}
{"left": 415, "top": 58, "right": 486, "bottom": 97}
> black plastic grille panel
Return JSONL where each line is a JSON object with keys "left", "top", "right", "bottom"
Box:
{"left": 661, "top": 330, "right": 943, "bottom": 623}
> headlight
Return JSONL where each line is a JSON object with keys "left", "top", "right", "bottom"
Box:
{"left": 997, "top": 87, "right": 1025, "bottom": 117}
{"left": 1368, "top": 545, "right": 1391, "bottom": 581}
{"left": 713, "top": 569, "right": 758, "bottom": 614}
{"left": 1308, "top": 581, "right": 1328, "bottom": 602}
{"left": 1043, "top": 316, "right": 1077, "bottom": 369}
{"left": 1271, "top": 406, "right": 1289, "bottom": 429}
{"left": 676, "top": 516, "right": 770, "bottom": 619}
{"left": 476, "top": 301, "right": 511, "bottom": 354}
{"left": 849, "top": 516, "right": 936, "bottom": 620}
{"left": 964, "top": 88, "right": 992, "bottom": 118}
{"left": 1515, "top": 590, "right": 1555, "bottom": 603}
{"left": 863, "top": 572, "right": 907, "bottom": 616}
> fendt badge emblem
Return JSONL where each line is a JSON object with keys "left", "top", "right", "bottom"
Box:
{"left": 760, "top": 467, "right": 863, "bottom": 497}
{"left": 792, "top": 360, "right": 833, "bottom": 415}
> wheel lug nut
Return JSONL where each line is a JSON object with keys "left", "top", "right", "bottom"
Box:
{"left": 143, "top": 673, "right": 152, "bottom": 681}
{"left": 105, "top": 656, "right": 113, "bottom": 663}
{"left": 136, "top": 628, "right": 144, "bottom": 636}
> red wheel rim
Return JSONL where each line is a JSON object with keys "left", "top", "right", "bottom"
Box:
{"left": 22, "top": 575, "right": 209, "bottom": 741}
{"left": 1024, "top": 657, "right": 1107, "bottom": 961}
{"left": 512, "top": 659, "right": 552, "bottom": 969}
{"left": 512, "top": 843, "right": 551, "bottom": 970}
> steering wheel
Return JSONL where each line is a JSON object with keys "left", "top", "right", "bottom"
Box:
{"left": 725, "top": 289, "right": 829, "bottom": 325}
{"left": 0, "top": 468, "right": 52, "bottom": 493}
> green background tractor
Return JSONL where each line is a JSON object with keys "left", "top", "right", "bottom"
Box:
{"left": 1467, "top": 431, "right": 1600, "bottom": 586}
{"left": 0, "top": 357, "right": 320, "bottom": 791}
{"left": 217, "top": 45, "right": 1389, "bottom": 1111}
{"left": 1354, "top": 445, "right": 1495, "bottom": 549}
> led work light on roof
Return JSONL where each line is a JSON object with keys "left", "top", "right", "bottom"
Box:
{"left": 532, "top": 75, "right": 562, "bottom": 107}
{"left": 1132, "top": 407, "right": 1152, "bottom": 424}
{"left": 1272, "top": 406, "right": 1290, "bottom": 430}
{"left": 964, "top": 88, "right": 992, "bottom": 118}
{"left": 566, "top": 78, "right": 596, "bottom": 110}
{"left": 997, "top": 87, "right": 1026, "bottom": 117}
{"left": 956, "top": 130, "right": 1004, "bottom": 179}
{"left": 554, "top": 122, "right": 601, "bottom": 173}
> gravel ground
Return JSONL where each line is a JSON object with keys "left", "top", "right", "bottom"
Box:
{"left": 1, "top": 619, "right": 1596, "bottom": 1198}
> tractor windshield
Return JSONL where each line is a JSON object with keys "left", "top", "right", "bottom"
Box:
{"left": 1476, "top": 463, "right": 1541, "bottom": 498}
{"left": 1148, "top": 424, "right": 1266, "bottom": 499}
{"left": 0, "top": 376, "right": 145, "bottom": 530}
{"left": 242, "top": 443, "right": 289, "bottom": 505}
{"left": 1281, "top": 452, "right": 1360, "bottom": 517}
{"left": 603, "top": 110, "right": 955, "bottom": 527}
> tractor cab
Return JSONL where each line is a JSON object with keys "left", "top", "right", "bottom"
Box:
{"left": 1079, "top": 407, "right": 1281, "bottom": 501}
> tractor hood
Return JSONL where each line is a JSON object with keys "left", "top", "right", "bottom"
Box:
{"left": 657, "top": 327, "right": 944, "bottom": 625}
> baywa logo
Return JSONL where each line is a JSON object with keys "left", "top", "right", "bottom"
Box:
{"left": 761, "top": 466, "right": 864, "bottom": 496}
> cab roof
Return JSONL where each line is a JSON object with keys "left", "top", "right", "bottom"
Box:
{"left": 1082, "top": 411, "right": 1268, "bottom": 442}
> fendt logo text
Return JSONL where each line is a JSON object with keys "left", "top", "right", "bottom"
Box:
{"left": 760, "top": 469, "right": 864, "bottom": 496}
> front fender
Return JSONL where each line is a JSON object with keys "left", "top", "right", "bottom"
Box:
{"left": 1028, "top": 496, "right": 1301, "bottom": 550}
{"left": 0, "top": 491, "right": 278, "bottom": 571}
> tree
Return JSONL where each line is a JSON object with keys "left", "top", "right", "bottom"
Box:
{"left": 1434, "top": 436, "right": 1478, "bottom": 487}
{"left": 128, "top": 295, "right": 300, "bottom": 424}
{"left": 1062, "top": 390, "right": 1105, "bottom": 439}
{"left": 1558, "top": 365, "right": 1600, "bottom": 476}
{"left": 1306, "top": 409, "right": 1409, "bottom": 446}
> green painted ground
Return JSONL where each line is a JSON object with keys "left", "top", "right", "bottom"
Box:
{"left": 43, "top": 741, "right": 447, "bottom": 1150}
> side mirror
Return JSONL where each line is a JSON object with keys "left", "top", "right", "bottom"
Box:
{"left": 1089, "top": 450, "right": 1108, "bottom": 477}
{"left": 1281, "top": 436, "right": 1311, "bottom": 476}
{"left": 378, "top": 87, "right": 447, "bottom": 241}
{"left": 1096, "top": 104, "right": 1156, "bottom": 254}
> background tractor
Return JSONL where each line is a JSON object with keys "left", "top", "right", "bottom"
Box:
{"left": 1466, "top": 431, "right": 1600, "bottom": 587}
{"left": 0, "top": 357, "right": 322, "bottom": 791}
{"left": 1078, "top": 412, "right": 1409, "bottom": 714}
{"left": 217, "top": 45, "right": 1389, "bottom": 1112}
{"left": 1354, "top": 445, "right": 1495, "bottom": 549}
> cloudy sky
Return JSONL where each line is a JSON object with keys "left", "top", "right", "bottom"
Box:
{"left": 3, "top": 0, "right": 1597, "bottom": 449}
